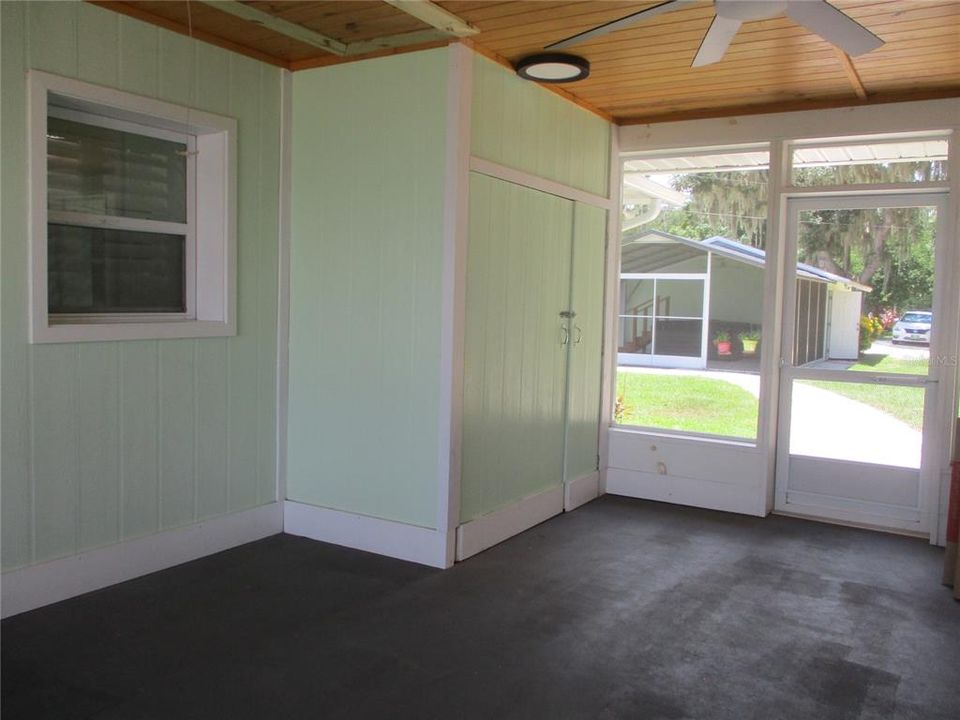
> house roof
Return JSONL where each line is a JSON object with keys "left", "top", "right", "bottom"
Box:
{"left": 626, "top": 229, "right": 873, "bottom": 291}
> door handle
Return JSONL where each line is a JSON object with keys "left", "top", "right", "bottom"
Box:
{"left": 574, "top": 325, "right": 583, "bottom": 345}
{"left": 560, "top": 326, "right": 569, "bottom": 345}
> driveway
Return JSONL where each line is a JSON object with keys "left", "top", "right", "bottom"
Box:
{"left": 619, "top": 366, "right": 922, "bottom": 468}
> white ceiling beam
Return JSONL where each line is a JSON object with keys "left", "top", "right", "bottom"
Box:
{"left": 382, "top": 0, "right": 480, "bottom": 37}
{"left": 346, "top": 29, "right": 453, "bottom": 56}
{"left": 203, "top": 1, "right": 348, "bottom": 56}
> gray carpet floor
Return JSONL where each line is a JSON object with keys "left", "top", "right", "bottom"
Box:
{"left": 3, "top": 495, "right": 959, "bottom": 719}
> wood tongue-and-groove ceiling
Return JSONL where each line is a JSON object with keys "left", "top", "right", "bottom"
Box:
{"left": 90, "top": 1, "right": 960, "bottom": 124}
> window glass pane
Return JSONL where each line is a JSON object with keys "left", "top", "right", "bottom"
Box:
{"left": 657, "top": 279, "right": 703, "bottom": 318}
{"left": 47, "top": 116, "right": 187, "bottom": 222}
{"left": 653, "top": 319, "right": 702, "bottom": 357}
{"left": 616, "top": 150, "right": 768, "bottom": 439}
{"left": 48, "top": 224, "right": 185, "bottom": 314}
{"left": 620, "top": 278, "right": 654, "bottom": 315}
{"left": 619, "top": 317, "right": 653, "bottom": 355}
{"left": 791, "top": 139, "right": 947, "bottom": 186}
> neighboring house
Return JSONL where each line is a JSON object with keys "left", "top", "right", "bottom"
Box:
{"left": 618, "top": 229, "right": 870, "bottom": 369}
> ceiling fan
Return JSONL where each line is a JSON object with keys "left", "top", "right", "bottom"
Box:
{"left": 545, "top": 0, "right": 884, "bottom": 67}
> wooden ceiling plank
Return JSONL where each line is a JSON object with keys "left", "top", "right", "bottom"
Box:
{"left": 382, "top": 0, "right": 480, "bottom": 36}
{"left": 460, "top": 1, "right": 695, "bottom": 35}
{"left": 480, "top": 2, "right": 960, "bottom": 55}
{"left": 201, "top": 1, "right": 348, "bottom": 54}
{"left": 582, "top": 45, "right": 955, "bottom": 89}
{"left": 87, "top": 1, "right": 290, "bottom": 66}
{"left": 582, "top": 74, "right": 853, "bottom": 104}
{"left": 615, "top": 87, "right": 960, "bottom": 125}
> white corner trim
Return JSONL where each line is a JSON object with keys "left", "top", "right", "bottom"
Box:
{"left": 469, "top": 156, "right": 615, "bottom": 210}
{"left": 565, "top": 471, "right": 601, "bottom": 511}
{"left": 283, "top": 501, "right": 447, "bottom": 569}
{"left": 436, "top": 43, "right": 473, "bottom": 569}
{"left": 1, "top": 502, "right": 282, "bottom": 619}
{"left": 275, "top": 69, "right": 293, "bottom": 508}
{"left": 456, "top": 485, "right": 564, "bottom": 561}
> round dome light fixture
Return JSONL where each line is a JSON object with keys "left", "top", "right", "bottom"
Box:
{"left": 514, "top": 53, "right": 590, "bottom": 83}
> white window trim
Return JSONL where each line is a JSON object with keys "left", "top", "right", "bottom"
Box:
{"left": 28, "top": 70, "right": 237, "bottom": 343}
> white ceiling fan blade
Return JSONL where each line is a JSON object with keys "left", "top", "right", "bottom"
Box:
{"left": 786, "top": 0, "right": 883, "bottom": 56}
{"left": 546, "top": 0, "right": 697, "bottom": 50}
{"left": 692, "top": 15, "right": 742, "bottom": 67}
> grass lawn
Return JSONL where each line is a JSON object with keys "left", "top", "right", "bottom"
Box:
{"left": 801, "top": 352, "right": 927, "bottom": 430}
{"left": 616, "top": 373, "right": 758, "bottom": 439}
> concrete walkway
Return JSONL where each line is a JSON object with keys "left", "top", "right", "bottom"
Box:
{"left": 619, "top": 365, "right": 922, "bottom": 468}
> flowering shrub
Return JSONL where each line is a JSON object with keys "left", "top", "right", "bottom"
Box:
{"left": 878, "top": 307, "right": 899, "bottom": 330}
{"left": 859, "top": 314, "right": 884, "bottom": 351}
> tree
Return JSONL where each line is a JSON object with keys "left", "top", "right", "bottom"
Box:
{"left": 626, "top": 159, "right": 944, "bottom": 311}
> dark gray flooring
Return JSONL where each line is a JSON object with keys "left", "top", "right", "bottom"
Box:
{"left": 3, "top": 496, "right": 959, "bottom": 720}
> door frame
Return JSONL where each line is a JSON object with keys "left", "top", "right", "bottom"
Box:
{"left": 774, "top": 191, "right": 951, "bottom": 533}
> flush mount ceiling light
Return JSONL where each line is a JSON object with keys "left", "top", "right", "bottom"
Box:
{"left": 514, "top": 53, "right": 590, "bottom": 83}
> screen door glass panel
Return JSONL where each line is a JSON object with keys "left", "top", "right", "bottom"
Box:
{"left": 790, "top": 379, "right": 925, "bottom": 469}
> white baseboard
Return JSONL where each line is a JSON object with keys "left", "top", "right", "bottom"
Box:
{"left": 456, "top": 484, "right": 564, "bottom": 561}
{"left": 606, "top": 468, "right": 762, "bottom": 517}
{"left": 565, "top": 471, "right": 600, "bottom": 511}
{"left": 1, "top": 502, "right": 283, "bottom": 619}
{"left": 283, "top": 501, "right": 449, "bottom": 569}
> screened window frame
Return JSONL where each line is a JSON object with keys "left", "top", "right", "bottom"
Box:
{"left": 28, "top": 70, "right": 237, "bottom": 344}
{"left": 45, "top": 105, "right": 198, "bottom": 323}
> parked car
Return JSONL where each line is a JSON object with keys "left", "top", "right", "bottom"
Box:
{"left": 891, "top": 310, "right": 932, "bottom": 344}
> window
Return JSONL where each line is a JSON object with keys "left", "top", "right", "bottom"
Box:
{"left": 615, "top": 148, "right": 769, "bottom": 440}
{"left": 29, "top": 71, "right": 236, "bottom": 343}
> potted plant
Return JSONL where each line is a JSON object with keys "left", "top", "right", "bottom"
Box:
{"left": 739, "top": 330, "right": 760, "bottom": 355}
{"left": 713, "top": 330, "right": 732, "bottom": 356}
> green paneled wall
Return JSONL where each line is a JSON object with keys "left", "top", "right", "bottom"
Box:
{"left": 565, "top": 204, "right": 607, "bottom": 482}
{"left": 0, "top": 2, "right": 281, "bottom": 571}
{"left": 471, "top": 56, "right": 610, "bottom": 197}
{"left": 287, "top": 50, "right": 448, "bottom": 528}
{"left": 461, "top": 174, "right": 575, "bottom": 522}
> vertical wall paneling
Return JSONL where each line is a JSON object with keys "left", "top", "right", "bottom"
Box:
{"left": 77, "top": 344, "right": 121, "bottom": 549}
{"left": 117, "top": 15, "right": 159, "bottom": 97}
{"left": 1, "top": 0, "right": 32, "bottom": 570}
{"left": 471, "top": 56, "right": 610, "bottom": 197}
{"left": 196, "top": 340, "right": 230, "bottom": 520}
{"left": 159, "top": 341, "right": 196, "bottom": 530}
{"left": 1, "top": 2, "right": 281, "bottom": 573}
{"left": 565, "top": 203, "right": 607, "bottom": 482}
{"left": 119, "top": 341, "right": 160, "bottom": 540}
{"left": 31, "top": 346, "right": 80, "bottom": 563}
{"left": 287, "top": 49, "right": 448, "bottom": 529}
{"left": 227, "top": 54, "right": 265, "bottom": 513}
{"left": 77, "top": 3, "right": 119, "bottom": 86}
{"left": 259, "top": 66, "right": 283, "bottom": 506}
